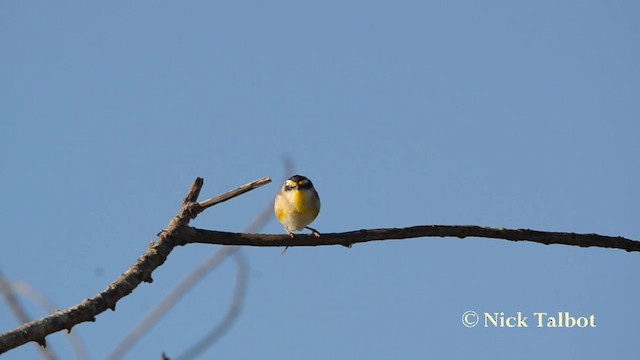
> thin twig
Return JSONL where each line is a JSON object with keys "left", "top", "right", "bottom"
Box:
{"left": 0, "top": 274, "right": 33, "bottom": 332}
{"left": 180, "top": 225, "right": 640, "bottom": 252}
{"left": 176, "top": 250, "right": 249, "bottom": 360}
{"left": 0, "top": 273, "right": 57, "bottom": 360}
{"left": 195, "top": 177, "right": 272, "bottom": 213}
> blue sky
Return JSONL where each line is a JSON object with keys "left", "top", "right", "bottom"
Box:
{"left": 1, "top": 1, "right": 639, "bottom": 359}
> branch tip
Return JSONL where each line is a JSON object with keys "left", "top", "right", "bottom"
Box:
{"left": 183, "top": 177, "right": 204, "bottom": 205}
{"left": 197, "top": 176, "right": 272, "bottom": 211}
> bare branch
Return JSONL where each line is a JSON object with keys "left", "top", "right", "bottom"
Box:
{"left": 2, "top": 175, "right": 638, "bottom": 356}
{"left": 0, "top": 177, "right": 271, "bottom": 354}
{"left": 180, "top": 226, "right": 640, "bottom": 252}
{"left": 108, "top": 176, "right": 275, "bottom": 359}
{"left": 169, "top": 170, "right": 285, "bottom": 358}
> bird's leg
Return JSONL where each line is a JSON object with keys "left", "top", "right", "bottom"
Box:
{"left": 306, "top": 226, "right": 321, "bottom": 237}
{"left": 281, "top": 232, "right": 295, "bottom": 255}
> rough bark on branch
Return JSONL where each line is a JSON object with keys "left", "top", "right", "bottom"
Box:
{"left": 179, "top": 226, "right": 640, "bottom": 252}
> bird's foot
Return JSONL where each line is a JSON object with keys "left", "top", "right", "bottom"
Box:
{"left": 305, "top": 226, "right": 321, "bottom": 237}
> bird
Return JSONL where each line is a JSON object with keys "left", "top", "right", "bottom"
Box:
{"left": 274, "top": 175, "right": 321, "bottom": 249}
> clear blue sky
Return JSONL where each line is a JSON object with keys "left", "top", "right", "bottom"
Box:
{"left": 2, "top": 1, "right": 639, "bottom": 359}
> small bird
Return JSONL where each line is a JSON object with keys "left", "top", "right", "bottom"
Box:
{"left": 274, "top": 175, "right": 321, "bottom": 244}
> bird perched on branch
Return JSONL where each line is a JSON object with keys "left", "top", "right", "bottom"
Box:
{"left": 274, "top": 175, "right": 321, "bottom": 241}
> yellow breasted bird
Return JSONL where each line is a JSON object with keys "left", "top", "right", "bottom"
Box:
{"left": 274, "top": 175, "right": 321, "bottom": 238}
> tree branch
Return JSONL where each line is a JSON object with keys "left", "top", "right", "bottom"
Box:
{"left": 2, "top": 175, "right": 638, "bottom": 356}
{"left": 179, "top": 225, "right": 640, "bottom": 252}
{"left": 0, "top": 177, "right": 271, "bottom": 354}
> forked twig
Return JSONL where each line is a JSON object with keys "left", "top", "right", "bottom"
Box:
{"left": 108, "top": 173, "right": 280, "bottom": 359}
{"left": 0, "top": 177, "right": 271, "bottom": 354}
